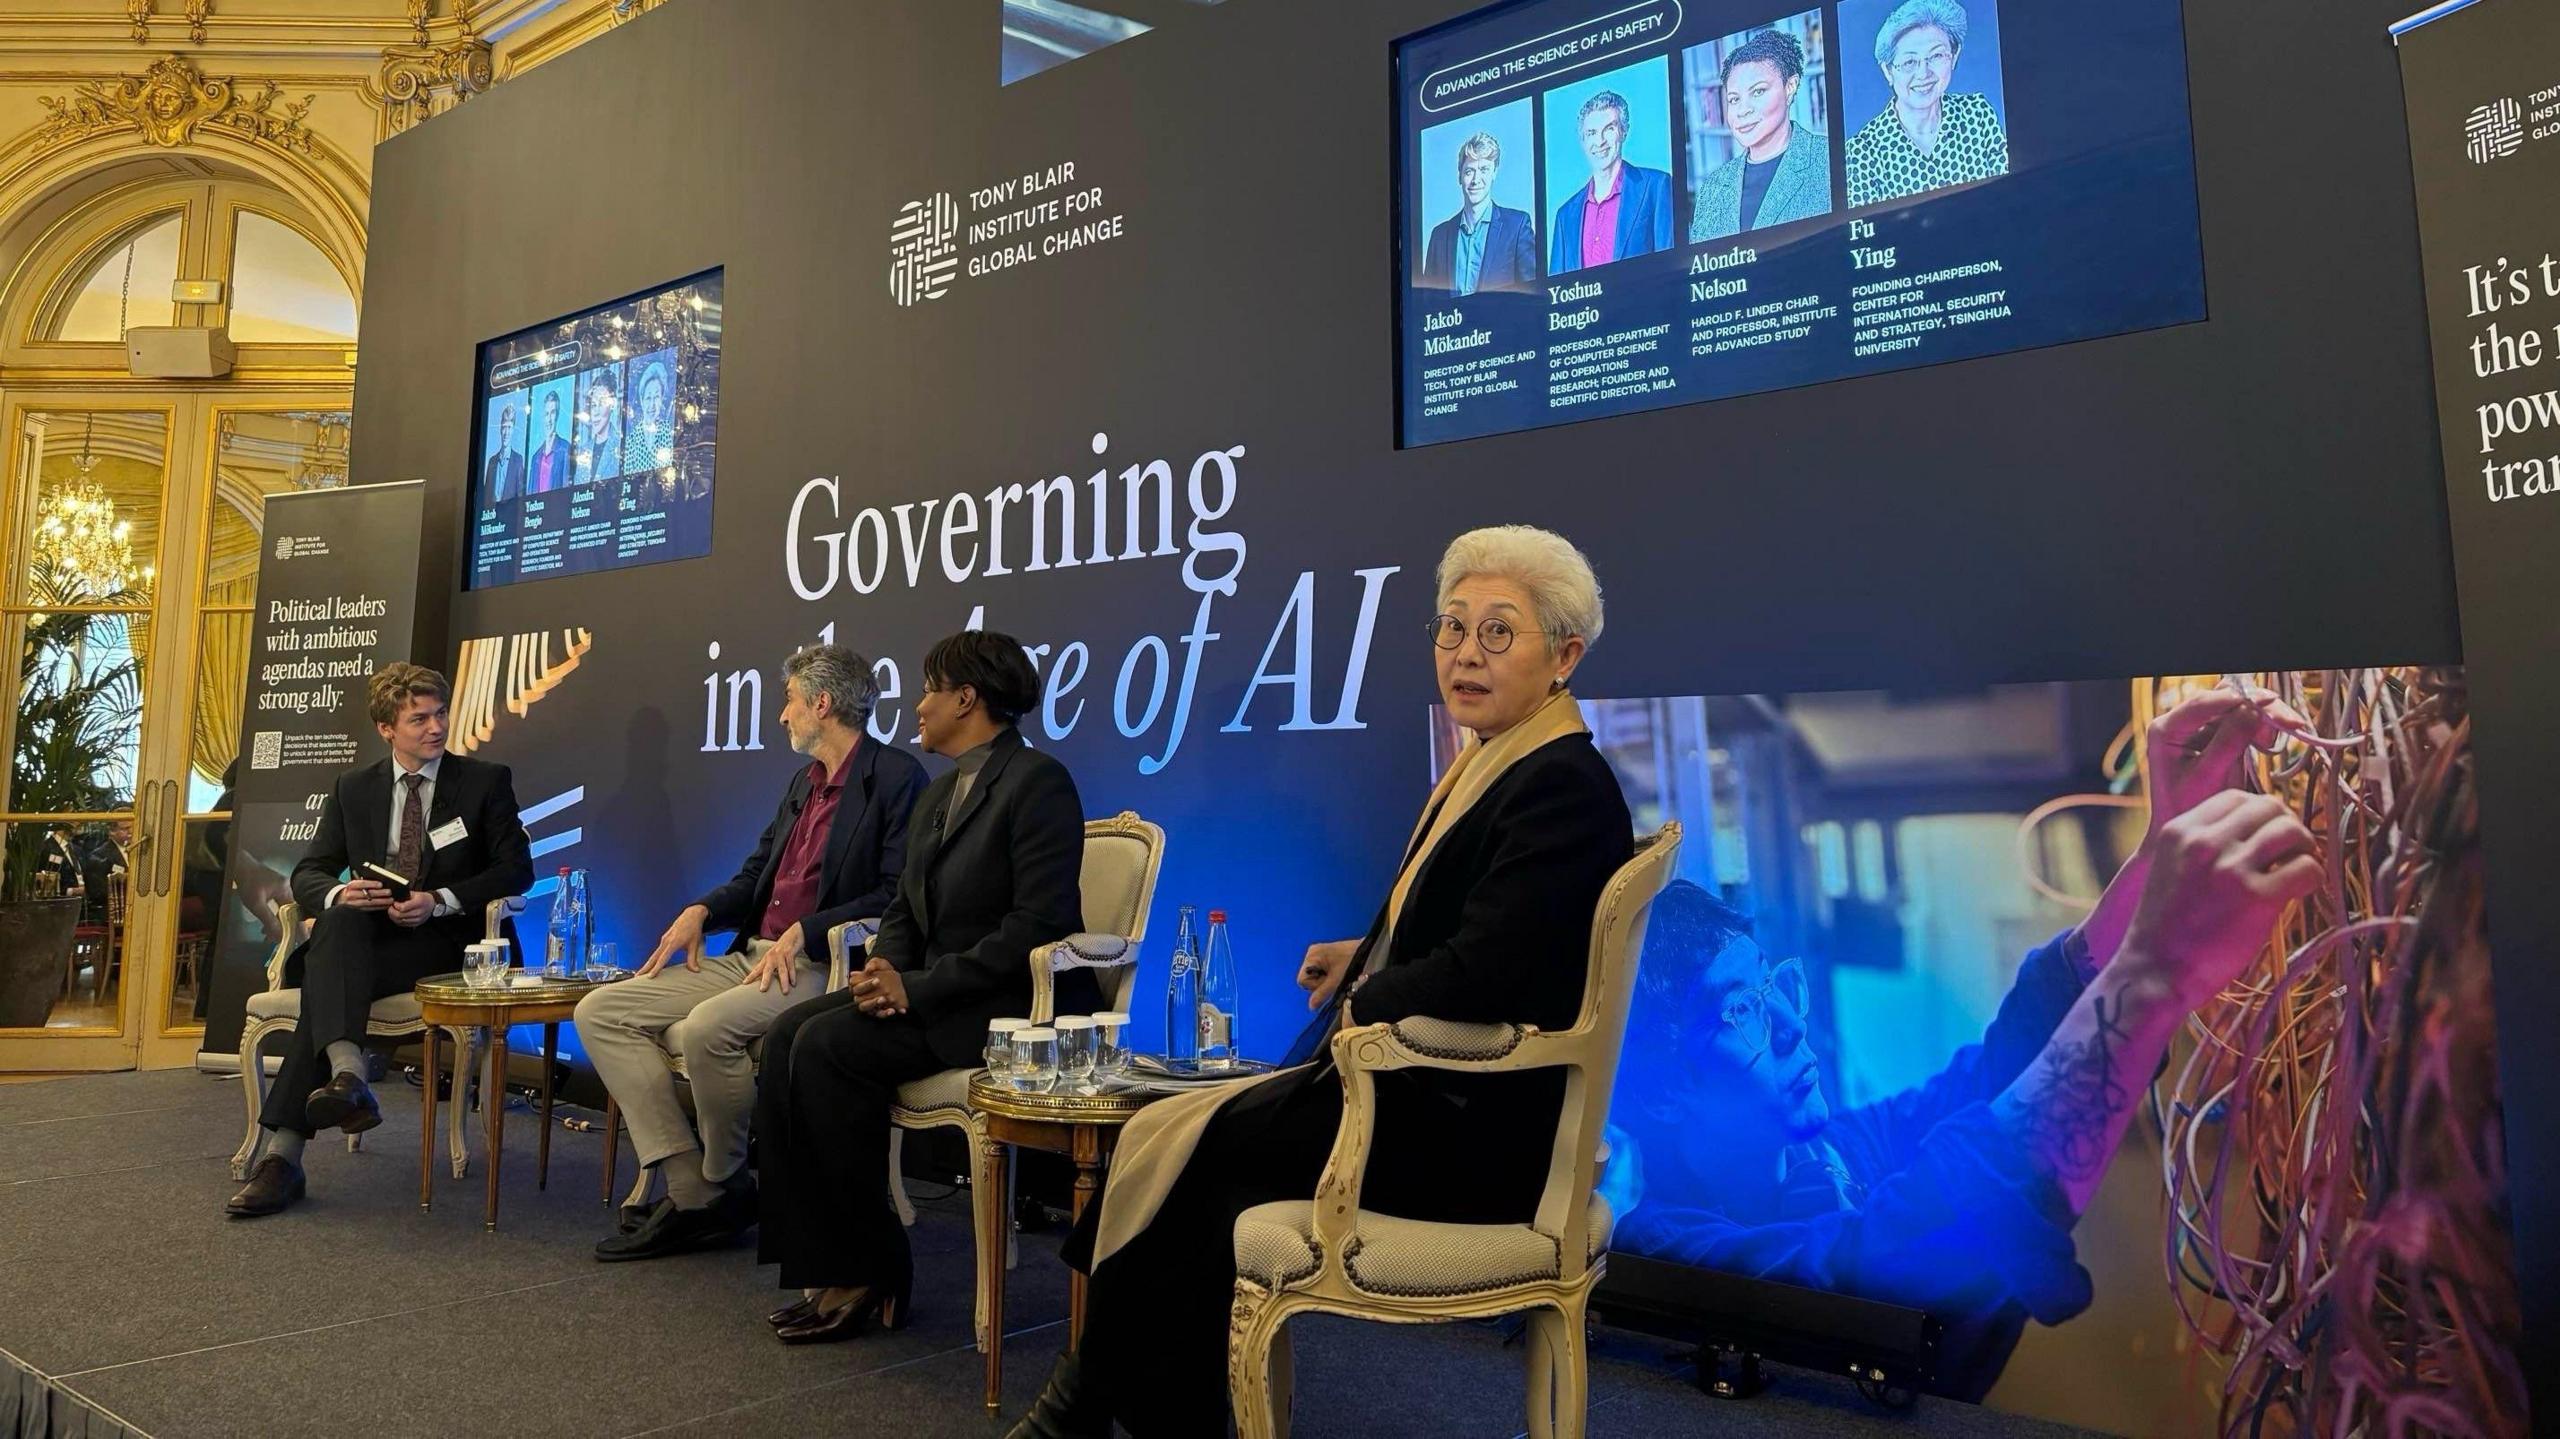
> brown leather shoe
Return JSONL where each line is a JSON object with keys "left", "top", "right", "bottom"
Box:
{"left": 225, "top": 1155, "right": 306, "bottom": 1218}
{"left": 772, "top": 1278, "right": 912, "bottom": 1345}
{"left": 304, "top": 1071, "right": 381, "bottom": 1134}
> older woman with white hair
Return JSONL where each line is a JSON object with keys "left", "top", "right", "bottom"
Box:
{"left": 1007, "top": 526, "right": 1634, "bottom": 1439}
{"left": 1843, "top": 0, "right": 2010, "bottom": 208}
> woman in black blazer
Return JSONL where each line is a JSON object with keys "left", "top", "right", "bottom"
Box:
{"left": 1010, "top": 526, "right": 1633, "bottom": 1438}
{"left": 753, "top": 631, "right": 1088, "bottom": 1343}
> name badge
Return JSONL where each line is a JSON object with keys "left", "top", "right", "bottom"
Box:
{"left": 428, "top": 818, "right": 469, "bottom": 850}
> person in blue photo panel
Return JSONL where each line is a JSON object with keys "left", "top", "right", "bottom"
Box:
{"left": 526, "top": 377, "right": 577, "bottom": 495}
{"left": 1843, "top": 0, "right": 2010, "bottom": 208}
{"left": 1601, "top": 689, "right": 2318, "bottom": 1400}
{"left": 481, "top": 391, "right": 527, "bottom": 504}
{"left": 1416, "top": 103, "right": 1541, "bottom": 296}
{"left": 1689, "top": 21, "right": 1837, "bottom": 243}
{"left": 624, "top": 349, "right": 678, "bottom": 496}
{"left": 574, "top": 363, "right": 624, "bottom": 487}
{"left": 1546, "top": 60, "right": 1675, "bottom": 276}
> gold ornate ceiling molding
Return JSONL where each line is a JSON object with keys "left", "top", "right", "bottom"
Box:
{"left": 368, "top": 1, "right": 493, "bottom": 138}
{"left": 608, "top": 0, "right": 666, "bottom": 25}
{"left": 35, "top": 56, "right": 316, "bottom": 156}
{"left": 122, "top": 0, "right": 211, "bottom": 47}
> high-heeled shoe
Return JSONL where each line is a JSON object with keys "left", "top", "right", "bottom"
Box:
{"left": 771, "top": 1278, "right": 912, "bottom": 1345}
{"left": 765, "top": 1295, "right": 820, "bottom": 1328}
{"left": 1003, "top": 1351, "right": 1111, "bottom": 1439}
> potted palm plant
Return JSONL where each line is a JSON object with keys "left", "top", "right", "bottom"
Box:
{"left": 0, "top": 559, "right": 144, "bottom": 1027}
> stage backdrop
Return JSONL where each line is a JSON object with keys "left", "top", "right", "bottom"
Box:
{"left": 343, "top": 0, "right": 2547, "bottom": 1430}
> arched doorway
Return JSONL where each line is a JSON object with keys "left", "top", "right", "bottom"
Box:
{"left": 0, "top": 156, "right": 359, "bottom": 1071}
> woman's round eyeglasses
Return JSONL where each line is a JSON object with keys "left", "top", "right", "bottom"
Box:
{"left": 1428, "top": 614, "right": 1546, "bottom": 654}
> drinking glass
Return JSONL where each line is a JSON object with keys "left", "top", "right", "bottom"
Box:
{"left": 985, "top": 1018, "right": 1029, "bottom": 1080}
{"left": 1092, "top": 1011, "right": 1130, "bottom": 1079}
{"left": 1010, "top": 1027, "right": 1060, "bottom": 1093}
{"left": 1055, "top": 1016, "right": 1098, "bottom": 1093}
{"left": 464, "top": 942, "right": 509, "bottom": 991}
{"left": 584, "top": 942, "right": 620, "bottom": 984}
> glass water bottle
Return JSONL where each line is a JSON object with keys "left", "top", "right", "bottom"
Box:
{"left": 1164, "top": 904, "right": 1200, "bottom": 1063}
{"left": 1198, "top": 909, "right": 1241, "bottom": 1070}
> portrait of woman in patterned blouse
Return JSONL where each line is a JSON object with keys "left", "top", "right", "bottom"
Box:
{"left": 1843, "top": 0, "right": 2010, "bottom": 208}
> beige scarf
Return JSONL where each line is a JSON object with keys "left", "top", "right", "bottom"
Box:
{"left": 1091, "top": 690, "right": 1590, "bottom": 1266}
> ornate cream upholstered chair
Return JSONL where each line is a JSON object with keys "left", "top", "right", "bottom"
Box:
{"left": 831, "top": 811, "right": 1166, "bottom": 1357}
{"left": 1226, "top": 825, "right": 1681, "bottom": 1439}
{"left": 231, "top": 896, "right": 526, "bottom": 1180}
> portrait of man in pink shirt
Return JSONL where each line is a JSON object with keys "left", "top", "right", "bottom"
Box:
{"left": 1547, "top": 70, "right": 1676, "bottom": 276}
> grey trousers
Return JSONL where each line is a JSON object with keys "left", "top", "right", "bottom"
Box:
{"left": 573, "top": 939, "right": 821, "bottom": 1185}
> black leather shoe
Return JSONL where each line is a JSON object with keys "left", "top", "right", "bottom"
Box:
{"left": 1004, "top": 1351, "right": 1111, "bottom": 1439}
{"left": 593, "top": 1197, "right": 747, "bottom": 1262}
{"left": 772, "top": 1278, "right": 912, "bottom": 1345}
{"left": 303, "top": 1071, "right": 381, "bottom": 1135}
{"left": 617, "top": 1174, "right": 752, "bottom": 1237}
{"left": 225, "top": 1156, "right": 307, "bottom": 1218}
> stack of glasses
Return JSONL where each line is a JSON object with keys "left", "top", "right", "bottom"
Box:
{"left": 983, "top": 1012, "right": 1132, "bottom": 1094}
{"left": 462, "top": 941, "right": 512, "bottom": 991}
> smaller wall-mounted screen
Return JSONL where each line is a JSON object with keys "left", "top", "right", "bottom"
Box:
{"left": 1393, "top": 0, "right": 2206, "bottom": 447}
{"left": 466, "top": 269, "right": 722, "bottom": 588}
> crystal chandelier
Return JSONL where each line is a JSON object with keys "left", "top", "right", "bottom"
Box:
{"left": 35, "top": 415, "right": 147, "bottom": 596}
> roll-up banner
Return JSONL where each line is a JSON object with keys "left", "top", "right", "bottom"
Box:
{"left": 196, "top": 481, "right": 426, "bottom": 1062}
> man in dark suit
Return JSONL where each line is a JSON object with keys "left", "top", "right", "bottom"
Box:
{"left": 578, "top": 644, "right": 928, "bottom": 1261}
{"left": 753, "top": 630, "right": 1089, "bottom": 1343}
{"left": 36, "top": 824, "right": 83, "bottom": 899}
{"left": 1548, "top": 89, "right": 1675, "bottom": 274}
{"left": 527, "top": 391, "right": 575, "bottom": 495}
{"left": 227, "top": 663, "right": 533, "bottom": 1217}
{"left": 483, "top": 400, "right": 527, "bottom": 505}
{"left": 1417, "top": 131, "right": 1541, "bottom": 296}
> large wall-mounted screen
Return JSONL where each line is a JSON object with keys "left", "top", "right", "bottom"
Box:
{"left": 1394, "top": 0, "right": 2207, "bottom": 446}
{"left": 466, "top": 269, "right": 723, "bottom": 588}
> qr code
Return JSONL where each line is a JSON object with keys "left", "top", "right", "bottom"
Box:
{"left": 250, "top": 731, "right": 283, "bottom": 770}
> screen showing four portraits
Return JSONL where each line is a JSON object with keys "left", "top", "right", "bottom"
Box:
{"left": 1394, "top": 0, "right": 2206, "bottom": 447}
{"left": 466, "top": 270, "right": 723, "bottom": 589}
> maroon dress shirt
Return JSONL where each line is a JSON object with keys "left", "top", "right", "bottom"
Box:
{"left": 756, "top": 750, "right": 853, "bottom": 943}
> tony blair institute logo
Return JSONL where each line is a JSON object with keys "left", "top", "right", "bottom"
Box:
{"left": 2466, "top": 98, "right": 2524, "bottom": 165}
{"left": 890, "top": 194, "right": 960, "bottom": 306}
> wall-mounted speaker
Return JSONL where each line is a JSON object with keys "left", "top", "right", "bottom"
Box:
{"left": 125, "top": 325, "right": 236, "bottom": 378}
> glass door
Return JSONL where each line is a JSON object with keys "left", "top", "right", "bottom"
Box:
{"left": 0, "top": 396, "right": 353, "bottom": 1072}
{"left": 0, "top": 402, "right": 177, "bottom": 1070}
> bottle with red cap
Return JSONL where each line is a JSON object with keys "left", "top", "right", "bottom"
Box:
{"left": 1198, "top": 908, "right": 1240, "bottom": 1070}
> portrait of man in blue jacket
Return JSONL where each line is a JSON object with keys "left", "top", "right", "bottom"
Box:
{"left": 1418, "top": 130, "right": 1541, "bottom": 296}
{"left": 1550, "top": 89, "right": 1674, "bottom": 274}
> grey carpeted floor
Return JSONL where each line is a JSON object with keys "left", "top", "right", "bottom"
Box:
{"left": 0, "top": 1070, "right": 2104, "bottom": 1438}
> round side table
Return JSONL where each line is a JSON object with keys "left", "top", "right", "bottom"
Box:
{"left": 965, "top": 1073, "right": 1167, "bottom": 1413}
{"left": 414, "top": 970, "right": 601, "bottom": 1229}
